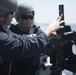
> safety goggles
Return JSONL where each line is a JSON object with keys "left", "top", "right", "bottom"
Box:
{"left": 9, "top": 12, "right": 14, "bottom": 15}
{"left": 21, "top": 15, "right": 34, "bottom": 20}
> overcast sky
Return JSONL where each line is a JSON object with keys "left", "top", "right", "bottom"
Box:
{"left": 12, "top": 0, "right": 76, "bottom": 24}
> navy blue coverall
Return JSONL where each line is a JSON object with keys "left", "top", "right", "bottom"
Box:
{"left": 0, "top": 25, "right": 48, "bottom": 75}
{"left": 0, "top": 25, "right": 48, "bottom": 59}
{"left": 9, "top": 24, "right": 41, "bottom": 75}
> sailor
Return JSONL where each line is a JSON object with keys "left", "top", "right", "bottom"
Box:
{"left": 9, "top": 3, "right": 41, "bottom": 75}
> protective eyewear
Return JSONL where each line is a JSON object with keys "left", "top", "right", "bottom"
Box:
{"left": 21, "top": 15, "right": 34, "bottom": 20}
{"left": 9, "top": 12, "right": 14, "bottom": 15}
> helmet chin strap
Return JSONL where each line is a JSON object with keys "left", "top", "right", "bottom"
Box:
{"left": 3, "top": 13, "right": 10, "bottom": 28}
{"left": 3, "top": 13, "right": 10, "bottom": 30}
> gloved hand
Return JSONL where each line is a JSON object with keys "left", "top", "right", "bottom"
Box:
{"left": 44, "top": 15, "right": 64, "bottom": 37}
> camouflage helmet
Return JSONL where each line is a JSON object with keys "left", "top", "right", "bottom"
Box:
{"left": 0, "top": 0, "right": 18, "bottom": 16}
{"left": 15, "top": 3, "right": 35, "bottom": 21}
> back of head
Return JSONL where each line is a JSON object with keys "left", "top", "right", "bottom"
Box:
{"left": 0, "top": 0, "right": 18, "bottom": 16}
{"left": 15, "top": 3, "right": 35, "bottom": 21}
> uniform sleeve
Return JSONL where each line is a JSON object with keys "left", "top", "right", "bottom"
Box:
{"left": 0, "top": 30, "right": 48, "bottom": 59}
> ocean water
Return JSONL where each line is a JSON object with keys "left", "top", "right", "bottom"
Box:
{"left": 36, "top": 23, "right": 76, "bottom": 31}
{"left": 37, "top": 23, "right": 76, "bottom": 75}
